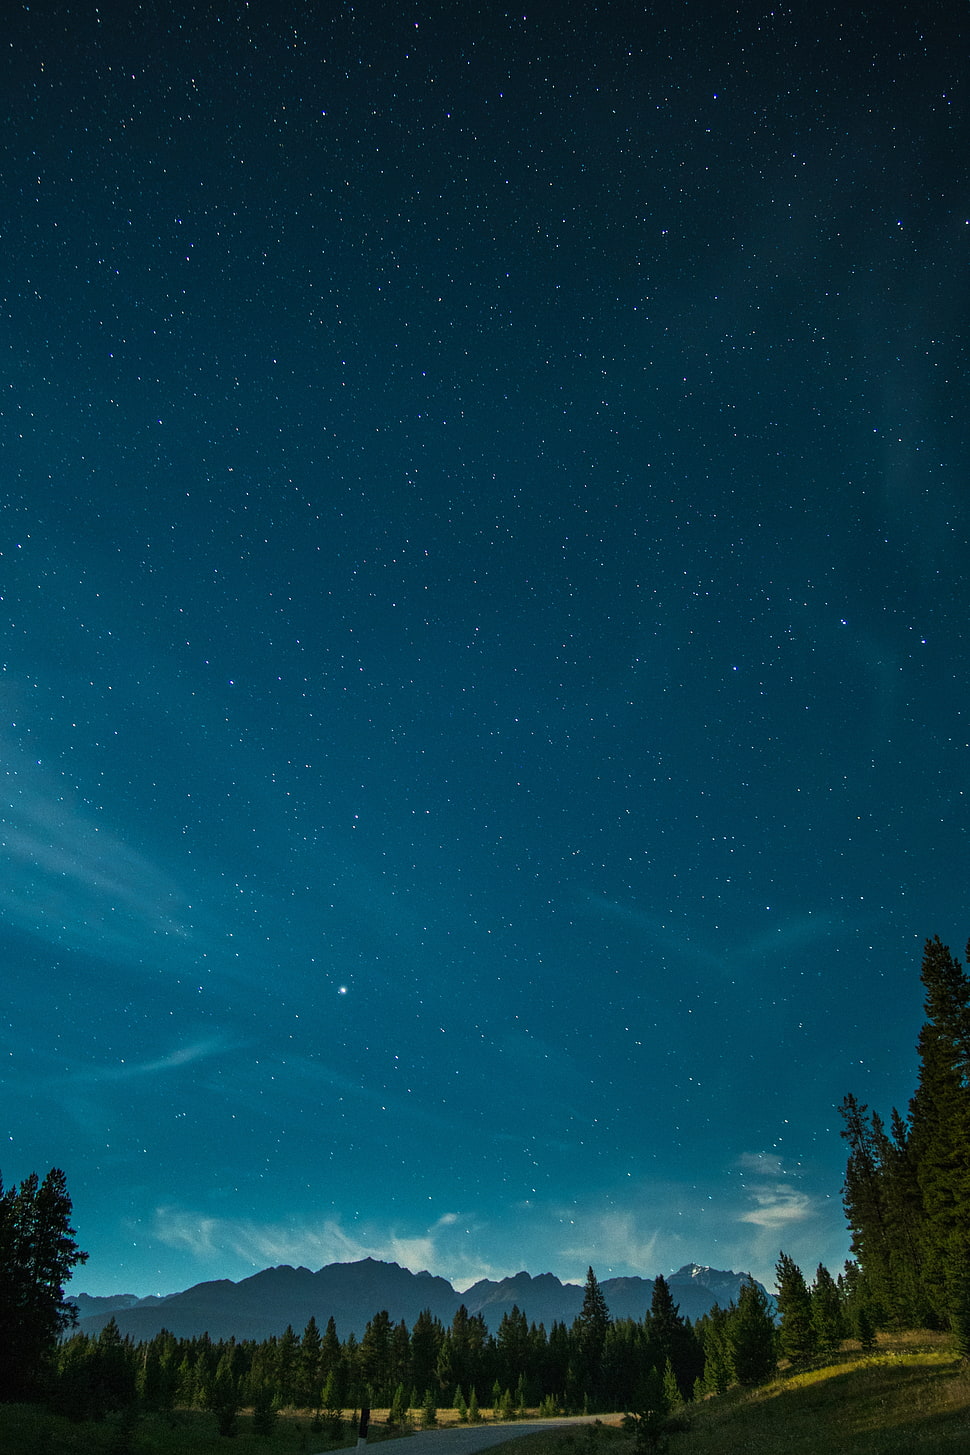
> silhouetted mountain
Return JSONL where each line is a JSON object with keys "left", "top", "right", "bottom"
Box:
{"left": 70, "top": 1291, "right": 170, "bottom": 1320}
{"left": 71, "top": 1258, "right": 763, "bottom": 1343}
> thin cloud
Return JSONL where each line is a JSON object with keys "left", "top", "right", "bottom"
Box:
{"left": 558, "top": 1208, "right": 661, "bottom": 1277}
{"left": 151, "top": 1207, "right": 485, "bottom": 1284}
{"left": 69, "top": 1036, "right": 232, "bottom": 1085}
{"left": 0, "top": 741, "right": 191, "bottom": 963}
{"left": 739, "top": 1184, "right": 814, "bottom": 1230}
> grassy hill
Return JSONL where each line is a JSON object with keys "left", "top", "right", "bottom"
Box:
{"left": 521, "top": 1333, "right": 970, "bottom": 1455}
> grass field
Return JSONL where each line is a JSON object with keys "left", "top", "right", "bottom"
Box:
{"left": 2, "top": 1335, "right": 968, "bottom": 1455}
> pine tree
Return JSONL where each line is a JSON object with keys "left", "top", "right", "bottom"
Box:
{"left": 661, "top": 1358, "right": 681, "bottom": 1410}
{"left": 388, "top": 1382, "right": 409, "bottom": 1427}
{"left": 775, "top": 1252, "right": 816, "bottom": 1364}
{"left": 840, "top": 1093, "right": 897, "bottom": 1320}
{"left": 810, "top": 1264, "right": 848, "bottom": 1354}
{"left": 296, "top": 1314, "right": 323, "bottom": 1409}
{"left": 645, "top": 1273, "right": 703, "bottom": 1399}
{"left": 274, "top": 1324, "right": 300, "bottom": 1407}
{"left": 91, "top": 1317, "right": 138, "bottom": 1416}
{"left": 421, "top": 1388, "right": 438, "bottom": 1427}
{"left": 841, "top": 935, "right": 970, "bottom": 1333}
{"left": 728, "top": 1278, "right": 777, "bottom": 1386}
{"left": 0, "top": 1166, "right": 88, "bottom": 1401}
{"left": 321, "top": 1368, "right": 345, "bottom": 1434}
{"left": 496, "top": 1305, "right": 529, "bottom": 1391}
{"left": 908, "top": 936, "right": 970, "bottom": 1325}
{"left": 359, "top": 1310, "right": 393, "bottom": 1404}
{"left": 622, "top": 1364, "right": 668, "bottom": 1451}
{"left": 410, "top": 1308, "right": 442, "bottom": 1397}
{"left": 854, "top": 1304, "right": 877, "bottom": 1352}
{"left": 696, "top": 1305, "right": 733, "bottom": 1394}
{"left": 252, "top": 1381, "right": 278, "bottom": 1436}
{"left": 205, "top": 1349, "right": 241, "bottom": 1438}
{"left": 572, "top": 1266, "right": 611, "bottom": 1408}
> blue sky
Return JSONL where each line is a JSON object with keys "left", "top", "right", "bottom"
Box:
{"left": 1, "top": 0, "right": 966, "bottom": 1300}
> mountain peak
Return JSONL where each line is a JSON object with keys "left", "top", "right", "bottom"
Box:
{"left": 73, "top": 1259, "right": 764, "bottom": 1343}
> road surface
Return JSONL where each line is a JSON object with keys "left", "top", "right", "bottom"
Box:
{"left": 315, "top": 1417, "right": 614, "bottom": 1455}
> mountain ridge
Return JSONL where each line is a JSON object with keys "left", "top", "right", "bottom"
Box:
{"left": 70, "top": 1258, "right": 765, "bottom": 1343}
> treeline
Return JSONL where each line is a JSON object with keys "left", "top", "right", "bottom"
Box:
{"left": 839, "top": 935, "right": 970, "bottom": 1345}
{"left": 45, "top": 1263, "right": 855, "bottom": 1429}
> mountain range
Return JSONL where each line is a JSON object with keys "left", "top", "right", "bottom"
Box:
{"left": 69, "top": 1259, "right": 763, "bottom": 1343}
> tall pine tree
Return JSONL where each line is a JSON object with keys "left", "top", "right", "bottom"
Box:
{"left": 908, "top": 936, "right": 970, "bottom": 1325}
{"left": 841, "top": 935, "right": 970, "bottom": 1334}
{"left": 572, "top": 1266, "right": 611, "bottom": 1408}
{"left": 774, "top": 1253, "right": 816, "bottom": 1364}
{"left": 0, "top": 1167, "right": 88, "bottom": 1401}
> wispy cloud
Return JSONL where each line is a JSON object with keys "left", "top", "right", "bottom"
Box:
{"left": 739, "top": 1183, "right": 814, "bottom": 1230}
{"left": 584, "top": 894, "right": 843, "bottom": 976}
{"left": 0, "top": 739, "right": 191, "bottom": 965}
{"left": 557, "top": 1208, "right": 661, "bottom": 1276}
{"left": 69, "top": 1036, "right": 232, "bottom": 1085}
{"left": 151, "top": 1207, "right": 495, "bottom": 1288}
{"left": 735, "top": 1151, "right": 815, "bottom": 1230}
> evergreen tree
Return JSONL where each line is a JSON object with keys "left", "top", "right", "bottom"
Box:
{"left": 91, "top": 1317, "right": 138, "bottom": 1415}
{"left": 601, "top": 1319, "right": 644, "bottom": 1411}
{"left": 661, "top": 1357, "right": 681, "bottom": 1411}
{"left": 421, "top": 1388, "right": 438, "bottom": 1427}
{"left": 388, "top": 1382, "right": 409, "bottom": 1427}
{"left": 948, "top": 1261, "right": 970, "bottom": 1361}
{"left": 854, "top": 1304, "right": 877, "bottom": 1352}
{"left": 320, "top": 1315, "right": 342, "bottom": 1383}
{"left": 840, "top": 1093, "right": 897, "bottom": 1320}
{"left": 908, "top": 936, "right": 970, "bottom": 1324}
{"left": 774, "top": 1252, "right": 816, "bottom": 1364}
{"left": 274, "top": 1324, "right": 300, "bottom": 1407}
{"left": 622, "top": 1364, "right": 668, "bottom": 1451}
{"left": 496, "top": 1305, "right": 529, "bottom": 1391}
{"left": 572, "top": 1266, "right": 611, "bottom": 1408}
{"left": 205, "top": 1349, "right": 241, "bottom": 1438}
{"left": 410, "top": 1308, "right": 442, "bottom": 1397}
{"left": 645, "top": 1274, "right": 703, "bottom": 1399}
{"left": 438, "top": 1305, "right": 488, "bottom": 1401}
{"left": 810, "top": 1265, "right": 848, "bottom": 1354}
{"left": 728, "top": 1278, "right": 777, "bottom": 1386}
{"left": 390, "top": 1319, "right": 411, "bottom": 1397}
{"left": 0, "top": 1166, "right": 88, "bottom": 1401}
{"left": 359, "top": 1310, "right": 394, "bottom": 1404}
{"left": 321, "top": 1368, "right": 345, "bottom": 1433}
{"left": 295, "top": 1315, "right": 322, "bottom": 1409}
{"left": 840, "top": 935, "right": 970, "bottom": 1332}
{"left": 696, "top": 1305, "right": 733, "bottom": 1395}
{"left": 252, "top": 1381, "right": 278, "bottom": 1436}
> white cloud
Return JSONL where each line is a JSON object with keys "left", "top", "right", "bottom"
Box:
{"left": 739, "top": 1184, "right": 814, "bottom": 1230}
{"left": 735, "top": 1151, "right": 815, "bottom": 1230}
{"left": 151, "top": 1207, "right": 496, "bottom": 1288}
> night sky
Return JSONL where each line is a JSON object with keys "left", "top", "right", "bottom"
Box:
{"left": 2, "top": 1, "right": 967, "bottom": 1299}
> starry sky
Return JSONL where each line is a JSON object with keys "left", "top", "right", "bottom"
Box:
{"left": 2, "top": 0, "right": 967, "bottom": 1300}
